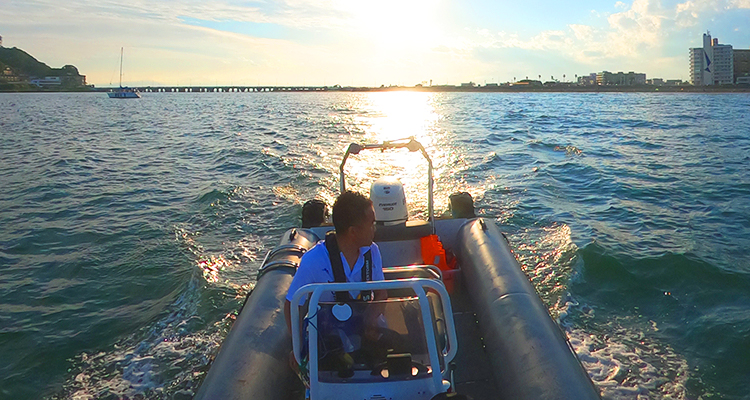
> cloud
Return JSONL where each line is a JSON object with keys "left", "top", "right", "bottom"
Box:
{"left": 442, "top": 0, "right": 665, "bottom": 62}
{"left": 0, "top": 0, "right": 350, "bottom": 85}
{"left": 570, "top": 24, "right": 595, "bottom": 41}
{"left": 437, "top": 0, "right": 749, "bottom": 79}
{"left": 675, "top": 0, "right": 750, "bottom": 26}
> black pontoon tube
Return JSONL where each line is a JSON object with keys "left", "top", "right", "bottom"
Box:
{"left": 457, "top": 219, "right": 600, "bottom": 400}
{"left": 194, "top": 228, "right": 319, "bottom": 400}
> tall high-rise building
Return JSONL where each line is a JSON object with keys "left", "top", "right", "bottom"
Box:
{"left": 690, "top": 33, "right": 712, "bottom": 85}
{"left": 690, "top": 48, "right": 704, "bottom": 85}
{"left": 713, "top": 41, "right": 734, "bottom": 85}
{"left": 689, "top": 32, "right": 737, "bottom": 85}
{"left": 703, "top": 32, "right": 714, "bottom": 85}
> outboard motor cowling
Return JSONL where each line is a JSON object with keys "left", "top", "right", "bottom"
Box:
{"left": 370, "top": 176, "right": 408, "bottom": 225}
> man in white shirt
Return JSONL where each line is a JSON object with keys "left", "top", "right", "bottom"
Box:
{"left": 284, "top": 191, "right": 385, "bottom": 328}
{"left": 284, "top": 191, "right": 388, "bottom": 378}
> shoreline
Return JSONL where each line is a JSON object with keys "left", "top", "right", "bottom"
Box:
{"left": 2, "top": 85, "right": 750, "bottom": 93}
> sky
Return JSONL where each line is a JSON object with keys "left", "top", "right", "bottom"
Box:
{"left": 2, "top": 0, "right": 749, "bottom": 86}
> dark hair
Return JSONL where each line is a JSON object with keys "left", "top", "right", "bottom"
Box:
{"left": 332, "top": 191, "right": 373, "bottom": 234}
{"left": 301, "top": 199, "right": 328, "bottom": 228}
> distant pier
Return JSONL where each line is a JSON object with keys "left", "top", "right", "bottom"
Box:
{"left": 86, "top": 84, "right": 750, "bottom": 94}
{"left": 97, "top": 86, "right": 330, "bottom": 93}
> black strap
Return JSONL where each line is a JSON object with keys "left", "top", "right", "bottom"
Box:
{"left": 324, "top": 232, "right": 373, "bottom": 302}
{"left": 360, "top": 249, "right": 373, "bottom": 301}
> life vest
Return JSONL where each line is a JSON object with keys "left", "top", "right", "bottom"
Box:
{"left": 324, "top": 232, "right": 373, "bottom": 302}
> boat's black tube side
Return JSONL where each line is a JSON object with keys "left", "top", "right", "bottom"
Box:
{"left": 194, "top": 228, "right": 318, "bottom": 400}
{"left": 457, "top": 219, "right": 600, "bottom": 400}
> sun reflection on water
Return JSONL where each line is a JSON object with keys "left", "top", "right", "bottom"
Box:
{"left": 331, "top": 92, "right": 481, "bottom": 219}
{"left": 362, "top": 92, "right": 440, "bottom": 141}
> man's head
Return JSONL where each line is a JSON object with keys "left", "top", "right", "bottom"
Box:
{"left": 332, "top": 191, "right": 376, "bottom": 247}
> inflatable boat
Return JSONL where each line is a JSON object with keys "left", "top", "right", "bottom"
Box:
{"left": 194, "top": 138, "right": 601, "bottom": 400}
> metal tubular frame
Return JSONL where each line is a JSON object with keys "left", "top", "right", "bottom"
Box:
{"left": 290, "top": 278, "right": 457, "bottom": 396}
{"left": 382, "top": 265, "right": 443, "bottom": 280}
{"left": 338, "top": 137, "right": 435, "bottom": 233}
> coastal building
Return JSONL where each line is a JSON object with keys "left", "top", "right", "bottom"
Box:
{"left": 512, "top": 79, "right": 542, "bottom": 87}
{"left": 0, "top": 35, "right": 3, "bottom": 47}
{"left": 690, "top": 32, "right": 714, "bottom": 85}
{"left": 647, "top": 78, "right": 664, "bottom": 85}
{"left": 690, "top": 48, "right": 705, "bottom": 85}
{"left": 2, "top": 67, "right": 21, "bottom": 82}
{"left": 596, "top": 71, "right": 646, "bottom": 85}
{"left": 735, "top": 48, "right": 750, "bottom": 84}
{"left": 30, "top": 76, "right": 61, "bottom": 87}
{"left": 712, "top": 39, "right": 734, "bottom": 85}
{"left": 665, "top": 80, "right": 683, "bottom": 86}
{"left": 690, "top": 32, "right": 735, "bottom": 85}
{"left": 577, "top": 73, "right": 597, "bottom": 86}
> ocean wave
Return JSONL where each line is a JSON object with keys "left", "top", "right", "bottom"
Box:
{"left": 569, "top": 243, "right": 750, "bottom": 399}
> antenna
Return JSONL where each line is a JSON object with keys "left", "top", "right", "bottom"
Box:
{"left": 119, "top": 47, "right": 123, "bottom": 88}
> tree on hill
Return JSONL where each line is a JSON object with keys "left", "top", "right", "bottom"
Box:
{"left": 61, "top": 65, "right": 79, "bottom": 75}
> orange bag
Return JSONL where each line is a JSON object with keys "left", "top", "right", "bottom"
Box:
{"left": 420, "top": 235, "right": 446, "bottom": 269}
{"left": 420, "top": 234, "right": 458, "bottom": 293}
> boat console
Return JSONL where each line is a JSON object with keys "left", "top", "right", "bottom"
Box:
{"left": 290, "top": 279, "right": 457, "bottom": 400}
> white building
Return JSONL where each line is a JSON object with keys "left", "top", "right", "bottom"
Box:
{"left": 689, "top": 32, "right": 714, "bottom": 85}
{"left": 30, "top": 76, "right": 61, "bottom": 87}
{"left": 690, "top": 32, "right": 734, "bottom": 85}
{"left": 713, "top": 42, "right": 734, "bottom": 85}
{"left": 595, "top": 71, "right": 646, "bottom": 85}
{"left": 690, "top": 48, "right": 705, "bottom": 85}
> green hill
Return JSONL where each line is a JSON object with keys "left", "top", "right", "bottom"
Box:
{"left": 0, "top": 47, "right": 55, "bottom": 77}
{"left": 0, "top": 47, "right": 83, "bottom": 78}
{"left": 0, "top": 46, "right": 87, "bottom": 90}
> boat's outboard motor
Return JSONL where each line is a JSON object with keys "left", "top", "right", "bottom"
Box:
{"left": 370, "top": 176, "right": 408, "bottom": 225}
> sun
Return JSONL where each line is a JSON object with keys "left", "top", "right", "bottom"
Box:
{"left": 335, "top": 0, "right": 443, "bottom": 50}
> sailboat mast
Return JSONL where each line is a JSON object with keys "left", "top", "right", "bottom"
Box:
{"left": 119, "top": 47, "right": 123, "bottom": 88}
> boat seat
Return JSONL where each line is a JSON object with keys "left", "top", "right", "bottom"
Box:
{"left": 374, "top": 220, "right": 433, "bottom": 242}
{"left": 382, "top": 265, "right": 449, "bottom": 357}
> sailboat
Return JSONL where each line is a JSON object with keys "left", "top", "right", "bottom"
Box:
{"left": 108, "top": 47, "right": 141, "bottom": 99}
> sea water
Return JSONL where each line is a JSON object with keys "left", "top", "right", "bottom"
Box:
{"left": 1, "top": 91, "right": 749, "bottom": 399}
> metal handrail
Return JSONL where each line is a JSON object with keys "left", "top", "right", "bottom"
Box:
{"left": 383, "top": 264, "right": 443, "bottom": 280}
{"left": 290, "top": 278, "right": 457, "bottom": 368}
{"left": 339, "top": 137, "right": 434, "bottom": 233}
